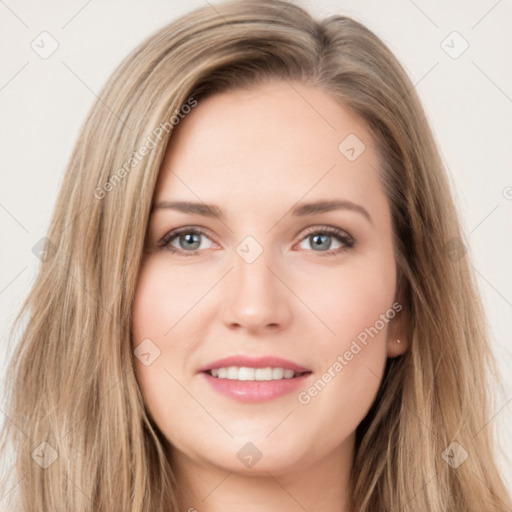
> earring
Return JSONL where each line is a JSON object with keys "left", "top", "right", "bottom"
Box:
{"left": 396, "top": 339, "right": 401, "bottom": 344}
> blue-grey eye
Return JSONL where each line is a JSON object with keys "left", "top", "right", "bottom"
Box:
{"left": 161, "top": 228, "right": 214, "bottom": 254}
{"left": 297, "top": 230, "right": 349, "bottom": 252}
{"left": 177, "top": 232, "right": 202, "bottom": 250}
{"left": 310, "top": 233, "right": 334, "bottom": 250}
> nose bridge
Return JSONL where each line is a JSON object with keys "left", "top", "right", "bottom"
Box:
{"left": 221, "top": 237, "right": 291, "bottom": 331}
{"left": 233, "top": 240, "right": 274, "bottom": 295}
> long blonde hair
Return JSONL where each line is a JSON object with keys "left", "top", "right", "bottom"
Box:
{"left": 1, "top": 1, "right": 510, "bottom": 510}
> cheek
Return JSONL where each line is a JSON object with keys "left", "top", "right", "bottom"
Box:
{"left": 298, "top": 252, "right": 396, "bottom": 351}
{"left": 294, "top": 255, "right": 395, "bottom": 428}
{"left": 132, "top": 258, "right": 203, "bottom": 342}
{"left": 131, "top": 261, "right": 194, "bottom": 441}
{"left": 132, "top": 273, "right": 158, "bottom": 345}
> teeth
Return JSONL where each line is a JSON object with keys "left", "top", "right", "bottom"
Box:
{"left": 209, "top": 366, "right": 299, "bottom": 380}
{"left": 272, "top": 367, "right": 284, "bottom": 379}
{"left": 239, "top": 367, "right": 255, "bottom": 381}
{"left": 227, "top": 366, "right": 238, "bottom": 379}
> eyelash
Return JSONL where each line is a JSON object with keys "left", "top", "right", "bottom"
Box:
{"left": 158, "top": 225, "right": 356, "bottom": 258}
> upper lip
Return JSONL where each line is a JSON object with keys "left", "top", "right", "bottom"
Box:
{"left": 198, "top": 355, "right": 311, "bottom": 374}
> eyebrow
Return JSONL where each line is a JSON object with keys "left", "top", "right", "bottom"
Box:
{"left": 292, "top": 199, "right": 373, "bottom": 224}
{"left": 152, "top": 199, "right": 373, "bottom": 225}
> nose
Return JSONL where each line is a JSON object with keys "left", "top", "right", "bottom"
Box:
{"left": 220, "top": 247, "right": 293, "bottom": 334}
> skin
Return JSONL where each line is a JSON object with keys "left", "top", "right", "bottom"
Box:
{"left": 132, "top": 80, "right": 408, "bottom": 512}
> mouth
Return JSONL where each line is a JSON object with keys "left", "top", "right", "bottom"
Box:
{"left": 198, "top": 355, "right": 312, "bottom": 401}
{"left": 204, "top": 366, "right": 312, "bottom": 381}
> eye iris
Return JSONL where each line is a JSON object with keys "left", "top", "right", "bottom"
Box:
{"left": 180, "top": 232, "right": 201, "bottom": 250}
{"left": 311, "top": 233, "right": 331, "bottom": 250}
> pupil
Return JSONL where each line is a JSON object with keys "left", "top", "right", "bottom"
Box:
{"left": 312, "top": 234, "right": 331, "bottom": 250}
{"left": 181, "top": 233, "right": 200, "bottom": 250}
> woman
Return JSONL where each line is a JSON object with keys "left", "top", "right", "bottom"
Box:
{"left": 1, "top": 1, "right": 510, "bottom": 510}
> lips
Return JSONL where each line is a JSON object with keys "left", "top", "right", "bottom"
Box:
{"left": 198, "top": 355, "right": 313, "bottom": 402}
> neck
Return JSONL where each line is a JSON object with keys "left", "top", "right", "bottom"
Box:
{"left": 169, "top": 434, "right": 354, "bottom": 512}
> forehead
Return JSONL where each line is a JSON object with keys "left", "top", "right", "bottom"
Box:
{"left": 154, "top": 81, "right": 385, "bottom": 216}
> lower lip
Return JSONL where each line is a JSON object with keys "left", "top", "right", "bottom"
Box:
{"left": 200, "top": 371, "right": 312, "bottom": 403}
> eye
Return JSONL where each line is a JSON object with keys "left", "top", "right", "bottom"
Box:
{"left": 158, "top": 225, "right": 355, "bottom": 257}
{"left": 296, "top": 226, "right": 355, "bottom": 256}
{"left": 158, "top": 227, "right": 216, "bottom": 256}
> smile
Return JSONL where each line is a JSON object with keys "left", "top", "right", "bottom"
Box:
{"left": 207, "top": 366, "right": 306, "bottom": 380}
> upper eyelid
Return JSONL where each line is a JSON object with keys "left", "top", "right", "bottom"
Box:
{"left": 300, "top": 225, "right": 353, "bottom": 240}
{"left": 160, "top": 226, "right": 215, "bottom": 244}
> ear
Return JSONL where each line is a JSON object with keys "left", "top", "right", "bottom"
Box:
{"left": 386, "top": 301, "right": 409, "bottom": 358}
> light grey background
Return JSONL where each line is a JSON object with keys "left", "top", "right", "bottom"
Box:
{"left": 1, "top": 0, "right": 511, "bottom": 492}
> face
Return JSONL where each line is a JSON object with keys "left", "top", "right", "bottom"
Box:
{"left": 132, "top": 80, "right": 407, "bottom": 477}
